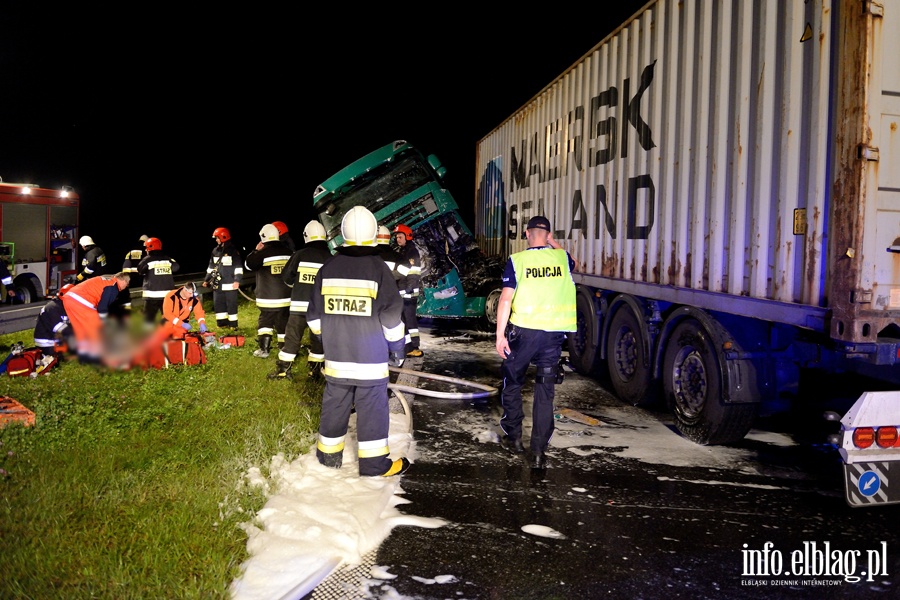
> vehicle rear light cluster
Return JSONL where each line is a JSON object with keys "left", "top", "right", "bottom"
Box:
{"left": 851, "top": 426, "right": 900, "bottom": 449}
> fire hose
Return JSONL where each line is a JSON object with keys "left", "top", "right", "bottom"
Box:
{"left": 387, "top": 365, "right": 498, "bottom": 434}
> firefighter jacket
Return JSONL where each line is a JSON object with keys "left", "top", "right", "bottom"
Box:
{"left": 65, "top": 275, "right": 122, "bottom": 317}
{"left": 245, "top": 241, "right": 291, "bottom": 309}
{"left": 307, "top": 246, "right": 405, "bottom": 385}
{"left": 121, "top": 247, "right": 145, "bottom": 288}
{"left": 282, "top": 240, "right": 331, "bottom": 314}
{"left": 204, "top": 241, "right": 243, "bottom": 291}
{"left": 377, "top": 243, "right": 402, "bottom": 282}
{"left": 77, "top": 245, "right": 107, "bottom": 281}
{"left": 507, "top": 247, "right": 577, "bottom": 332}
{"left": 33, "top": 297, "right": 71, "bottom": 349}
{"left": 162, "top": 286, "right": 207, "bottom": 330}
{"left": 395, "top": 241, "right": 422, "bottom": 299}
{"left": 137, "top": 251, "right": 180, "bottom": 299}
{"left": 122, "top": 248, "right": 143, "bottom": 275}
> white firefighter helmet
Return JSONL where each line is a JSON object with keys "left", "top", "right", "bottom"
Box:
{"left": 376, "top": 225, "right": 392, "bottom": 245}
{"left": 259, "top": 223, "right": 280, "bottom": 242}
{"left": 78, "top": 235, "right": 95, "bottom": 247}
{"left": 303, "top": 220, "right": 326, "bottom": 243}
{"left": 341, "top": 206, "right": 378, "bottom": 246}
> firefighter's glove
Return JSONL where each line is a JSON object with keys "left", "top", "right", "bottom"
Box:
{"left": 199, "top": 323, "right": 207, "bottom": 333}
{"left": 388, "top": 351, "right": 404, "bottom": 368}
{"left": 181, "top": 322, "right": 192, "bottom": 331}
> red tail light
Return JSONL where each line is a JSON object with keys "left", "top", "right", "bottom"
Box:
{"left": 853, "top": 427, "right": 875, "bottom": 449}
{"left": 876, "top": 426, "right": 899, "bottom": 448}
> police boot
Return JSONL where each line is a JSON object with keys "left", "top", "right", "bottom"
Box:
{"left": 308, "top": 362, "right": 323, "bottom": 381}
{"left": 253, "top": 334, "right": 272, "bottom": 358}
{"left": 267, "top": 360, "right": 293, "bottom": 381}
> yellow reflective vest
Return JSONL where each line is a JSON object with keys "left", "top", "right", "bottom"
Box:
{"left": 509, "top": 248, "right": 576, "bottom": 332}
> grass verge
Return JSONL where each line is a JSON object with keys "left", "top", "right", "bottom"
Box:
{"left": 0, "top": 297, "right": 321, "bottom": 599}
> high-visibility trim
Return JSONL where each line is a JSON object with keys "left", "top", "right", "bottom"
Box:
{"left": 320, "top": 278, "right": 378, "bottom": 298}
{"left": 317, "top": 434, "right": 345, "bottom": 454}
{"left": 383, "top": 322, "right": 405, "bottom": 342}
{"left": 256, "top": 298, "right": 290, "bottom": 309}
{"left": 308, "top": 353, "right": 324, "bottom": 363}
{"left": 289, "top": 300, "right": 310, "bottom": 312}
{"left": 323, "top": 360, "right": 389, "bottom": 380}
{"left": 142, "top": 289, "right": 170, "bottom": 298}
{"left": 308, "top": 318, "right": 321, "bottom": 335}
{"left": 67, "top": 292, "right": 96, "bottom": 310}
{"left": 358, "top": 438, "right": 389, "bottom": 458}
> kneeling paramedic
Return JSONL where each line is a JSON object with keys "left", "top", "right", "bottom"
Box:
{"left": 307, "top": 206, "right": 410, "bottom": 477}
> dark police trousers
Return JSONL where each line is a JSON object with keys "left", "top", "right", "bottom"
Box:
{"left": 500, "top": 325, "right": 567, "bottom": 454}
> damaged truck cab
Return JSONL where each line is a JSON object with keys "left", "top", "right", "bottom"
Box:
{"left": 312, "top": 140, "right": 504, "bottom": 328}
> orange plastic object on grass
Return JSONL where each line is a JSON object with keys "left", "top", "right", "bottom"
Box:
{"left": 0, "top": 396, "right": 35, "bottom": 428}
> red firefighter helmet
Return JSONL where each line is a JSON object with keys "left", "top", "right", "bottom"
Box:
{"left": 272, "top": 221, "right": 289, "bottom": 236}
{"left": 144, "top": 237, "right": 162, "bottom": 252}
{"left": 212, "top": 227, "right": 231, "bottom": 243}
{"left": 58, "top": 283, "right": 75, "bottom": 297}
{"left": 393, "top": 223, "right": 413, "bottom": 240}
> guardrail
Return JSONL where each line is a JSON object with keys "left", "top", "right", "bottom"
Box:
{"left": 0, "top": 271, "right": 255, "bottom": 336}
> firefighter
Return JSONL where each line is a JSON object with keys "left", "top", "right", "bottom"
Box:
{"left": 137, "top": 237, "right": 180, "bottom": 328}
{"left": 0, "top": 259, "right": 15, "bottom": 302}
{"left": 269, "top": 220, "right": 331, "bottom": 381}
{"left": 392, "top": 223, "right": 423, "bottom": 357}
{"left": 119, "top": 234, "right": 149, "bottom": 314}
{"left": 76, "top": 235, "right": 107, "bottom": 282}
{"left": 244, "top": 224, "right": 291, "bottom": 358}
{"left": 272, "top": 221, "right": 296, "bottom": 253}
{"left": 60, "top": 271, "right": 130, "bottom": 363}
{"left": 494, "top": 216, "right": 577, "bottom": 470}
{"left": 307, "top": 206, "right": 409, "bottom": 477}
{"left": 33, "top": 283, "right": 74, "bottom": 358}
{"left": 202, "top": 227, "right": 243, "bottom": 330}
{"left": 376, "top": 225, "right": 401, "bottom": 281}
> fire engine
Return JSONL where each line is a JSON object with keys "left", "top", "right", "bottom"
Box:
{"left": 0, "top": 179, "right": 79, "bottom": 302}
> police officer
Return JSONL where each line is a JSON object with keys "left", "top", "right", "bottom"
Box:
{"left": 202, "top": 227, "right": 243, "bottom": 330}
{"left": 494, "top": 216, "right": 576, "bottom": 470}
{"left": 269, "top": 220, "right": 332, "bottom": 381}
{"left": 393, "top": 224, "right": 423, "bottom": 357}
{"left": 307, "top": 206, "right": 409, "bottom": 478}
{"left": 244, "top": 224, "right": 291, "bottom": 358}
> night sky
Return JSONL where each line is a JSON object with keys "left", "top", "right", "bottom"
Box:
{"left": 1, "top": 4, "right": 646, "bottom": 273}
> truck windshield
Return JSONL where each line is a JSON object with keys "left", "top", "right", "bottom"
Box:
{"left": 317, "top": 155, "right": 432, "bottom": 236}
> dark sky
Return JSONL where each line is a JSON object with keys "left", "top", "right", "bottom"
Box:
{"left": 1, "top": 4, "right": 646, "bottom": 273}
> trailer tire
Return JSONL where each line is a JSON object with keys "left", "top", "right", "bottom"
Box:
{"left": 663, "top": 318, "right": 755, "bottom": 445}
{"left": 606, "top": 304, "right": 658, "bottom": 406}
{"left": 568, "top": 291, "right": 600, "bottom": 375}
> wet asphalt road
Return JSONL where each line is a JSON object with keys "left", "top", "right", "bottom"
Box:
{"left": 318, "top": 321, "right": 900, "bottom": 599}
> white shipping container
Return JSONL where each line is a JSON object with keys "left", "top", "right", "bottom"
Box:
{"left": 475, "top": 0, "right": 900, "bottom": 444}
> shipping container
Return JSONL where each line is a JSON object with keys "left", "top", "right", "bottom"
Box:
{"left": 475, "top": 0, "right": 900, "bottom": 444}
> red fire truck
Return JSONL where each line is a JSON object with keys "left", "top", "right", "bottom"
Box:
{"left": 0, "top": 179, "right": 80, "bottom": 302}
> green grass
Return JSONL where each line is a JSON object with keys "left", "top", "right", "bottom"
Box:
{"left": 0, "top": 297, "right": 322, "bottom": 599}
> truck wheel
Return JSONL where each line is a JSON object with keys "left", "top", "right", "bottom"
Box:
{"left": 478, "top": 285, "right": 503, "bottom": 332}
{"left": 606, "top": 305, "right": 657, "bottom": 406}
{"left": 568, "top": 291, "right": 600, "bottom": 375}
{"left": 662, "top": 318, "right": 756, "bottom": 445}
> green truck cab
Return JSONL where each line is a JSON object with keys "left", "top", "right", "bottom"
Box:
{"left": 313, "top": 140, "right": 504, "bottom": 329}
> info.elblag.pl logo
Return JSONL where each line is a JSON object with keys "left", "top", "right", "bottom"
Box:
{"left": 741, "top": 541, "right": 889, "bottom": 586}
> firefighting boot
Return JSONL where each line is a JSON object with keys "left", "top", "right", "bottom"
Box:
{"left": 308, "top": 362, "right": 323, "bottom": 381}
{"left": 267, "top": 359, "right": 293, "bottom": 381}
{"left": 253, "top": 334, "right": 272, "bottom": 358}
{"left": 319, "top": 452, "right": 343, "bottom": 469}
